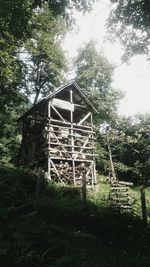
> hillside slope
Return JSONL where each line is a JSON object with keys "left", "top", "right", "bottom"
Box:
{"left": 0, "top": 166, "right": 150, "bottom": 267}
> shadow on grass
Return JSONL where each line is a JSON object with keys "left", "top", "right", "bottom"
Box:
{"left": 0, "top": 166, "right": 150, "bottom": 267}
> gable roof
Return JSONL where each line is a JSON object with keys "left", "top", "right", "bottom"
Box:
{"left": 18, "top": 82, "right": 98, "bottom": 121}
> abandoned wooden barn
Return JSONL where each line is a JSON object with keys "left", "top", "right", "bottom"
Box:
{"left": 18, "top": 82, "right": 98, "bottom": 186}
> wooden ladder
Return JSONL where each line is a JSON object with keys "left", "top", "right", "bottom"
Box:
{"left": 109, "top": 180, "right": 133, "bottom": 212}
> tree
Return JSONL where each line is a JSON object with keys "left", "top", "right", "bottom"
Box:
{"left": 0, "top": 0, "right": 96, "bottom": 110}
{"left": 100, "top": 114, "right": 150, "bottom": 184}
{"left": 21, "top": 3, "right": 67, "bottom": 105}
{"left": 75, "top": 41, "right": 123, "bottom": 123}
{"left": 107, "top": 0, "right": 150, "bottom": 61}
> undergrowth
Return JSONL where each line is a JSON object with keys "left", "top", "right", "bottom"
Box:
{"left": 0, "top": 166, "right": 150, "bottom": 267}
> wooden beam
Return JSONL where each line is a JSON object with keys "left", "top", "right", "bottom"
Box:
{"left": 45, "top": 127, "right": 95, "bottom": 134}
{"left": 77, "top": 112, "right": 91, "bottom": 126}
{"left": 50, "top": 118, "right": 92, "bottom": 129}
{"left": 50, "top": 156, "right": 93, "bottom": 163}
{"left": 85, "top": 163, "right": 92, "bottom": 178}
{"left": 52, "top": 98, "right": 74, "bottom": 111}
{"left": 74, "top": 104, "right": 88, "bottom": 109}
{"left": 47, "top": 143, "right": 95, "bottom": 149}
{"left": 51, "top": 105, "right": 66, "bottom": 122}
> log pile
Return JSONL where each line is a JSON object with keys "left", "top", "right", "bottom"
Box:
{"left": 51, "top": 161, "right": 73, "bottom": 184}
{"left": 50, "top": 161, "right": 92, "bottom": 186}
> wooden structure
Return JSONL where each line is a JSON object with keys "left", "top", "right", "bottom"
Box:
{"left": 18, "top": 82, "right": 98, "bottom": 186}
{"left": 109, "top": 180, "right": 133, "bottom": 212}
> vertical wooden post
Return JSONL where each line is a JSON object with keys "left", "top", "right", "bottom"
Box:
{"left": 47, "top": 100, "right": 51, "bottom": 180}
{"left": 91, "top": 113, "right": 96, "bottom": 186}
{"left": 70, "top": 89, "right": 75, "bottom": 185}
{"left": 35, "top": 167, "right": 42, "bottom": 210}
{"left": 140, "top": 185, "right": 147, "bottom": 226}
{"left": 82, "top": 172, "right": 87, "bottom": 207}
{"left": 107, "top": 142, "right": 116, "bottom": 181}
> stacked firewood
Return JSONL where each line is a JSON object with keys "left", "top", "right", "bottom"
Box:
{"left": 51, "top": 161, "right": 73, "bottom": 184}
{"left": 51, "top": 161, "right": 92, "bottom": 185}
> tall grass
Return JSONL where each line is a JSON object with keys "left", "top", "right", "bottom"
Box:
{"left": 0, "top": 167, "right": 150, "bottom": 267}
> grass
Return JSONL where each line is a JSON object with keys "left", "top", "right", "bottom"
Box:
{"left": 0, "top": 167, "right": 150, "bottom": 267}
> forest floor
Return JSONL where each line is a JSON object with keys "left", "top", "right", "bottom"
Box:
{"left": 0, "top": 166, "right": 150, "bottom": 267}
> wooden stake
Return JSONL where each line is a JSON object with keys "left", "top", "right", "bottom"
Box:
{"left": 107, "top": 142, "right": 116, "bottom": 181}
{"left": 91, "top": 112, "right": 96, "bottom": 185}
{"left": 35, "top": 167, "right": 42, "bottom": 210}
{"left": 140, "top": 185, "right": 147, "bottom": 226}
{"left": 82, "top": 172, "right": 87, "bottom": 207}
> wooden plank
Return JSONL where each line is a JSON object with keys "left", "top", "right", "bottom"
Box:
{"left": 44, "top": 127, "right": 95, "bottom": 136}
{"left": 77, "top": 112, "right": 91, "bottom": 126}
{"left": 111, "top": 187, "right": 128, "bottom": 190}
{"left": 49, "top": 143, "right": 95, "bottom": 149}
{"left": 45, "top": 125, "right": 94, "bottom": 134}
{"left": 52, "top": 98, "right": 74, "bottom": 111}
{"left": 70, "top": 134, "right": 96, "bottom": 140}
{"left": 82, "top": 172, "right": 87, "bottom": 208}
{"left": 50, "top": 156, "right": 93, "bottom": 163}
{"left": 118, "top": 181, "right": 133, "bottom": 186}
{"left": 74, "top": 104, "right": 88, "bottom": 109}
{"left": 70, "top": 151, "right": 97, "bottom": 157}
{"left": 50, "top": 119, "right": 92, "bottom": 129}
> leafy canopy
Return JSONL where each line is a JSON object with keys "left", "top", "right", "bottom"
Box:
{"left": 107, "top": 0, "right": 150, "bottom": 61}
{"left": 21, "top": 3, "right": 68, "bottom": 105}
{"left": 75, "top": 41, "right": 123, "bottom": 123}
{"left": 98, "top": 114, "right": 150, "bottom": 184}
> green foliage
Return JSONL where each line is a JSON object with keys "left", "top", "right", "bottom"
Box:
{"left": 75, "top": 41, "right": 123, "bottom": 123}
{"left": 21, "top": 3, "right": 68, "bottom": 104}
{"left": 98, "top": 114, "right": 150, "bottom": 184}
{"left": 0, "top": 0, "right": 95, "bottom": 42}
{"left": 96, "top": 141, "right": 110, "bottom": 174}
{"left": 0, "top": 97, "right": 29, "bottom": 165}
{"left": 75, "top": 41, "right": 113, "bottom": 92}
{"left": 107, "top": 0, "right": 150, "bottom": 60}
{"left": 0, "top": 166, "right": 150, "bottom": 267}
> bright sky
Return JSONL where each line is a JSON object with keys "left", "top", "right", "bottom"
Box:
{"left": 63, "top": 0, "right": 150, "bottom": 116}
